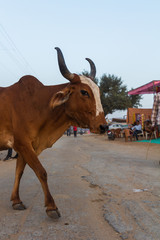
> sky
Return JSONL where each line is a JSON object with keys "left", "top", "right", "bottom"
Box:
{"left": 0, "top": 0, "right": 160, "bottom": 118}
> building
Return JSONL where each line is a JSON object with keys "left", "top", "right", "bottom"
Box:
{"left": 127, "top": 108, "right": 152, "bottom": 128}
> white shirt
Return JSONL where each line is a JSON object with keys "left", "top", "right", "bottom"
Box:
{"left": 132, "top": 124, "right": 142, "bottom": 131}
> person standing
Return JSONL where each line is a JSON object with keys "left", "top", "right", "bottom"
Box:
{"left": 3, "top": 149, "right": 18, "bottom": 161}
{"left": 73, "top": 126, "right": 77, "bottom": 137}
{"left": 3, "top": 148, "right": 12, "bottom": 160}
{"left": 67, "top": 127, "right": 71, "bottom": 136}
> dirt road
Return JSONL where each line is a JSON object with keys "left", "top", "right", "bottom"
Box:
{"left": 0, "top": 135, "right": 160, "bottom": 240}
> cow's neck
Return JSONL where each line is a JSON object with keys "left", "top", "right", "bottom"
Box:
{"left": 33, "top": 102, "right": 70, "bottom": 155}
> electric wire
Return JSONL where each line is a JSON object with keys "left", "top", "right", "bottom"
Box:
{"left": 0, "top": 24, "right": 36, "bottom": 76}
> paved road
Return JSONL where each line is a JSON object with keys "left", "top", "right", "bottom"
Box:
{"left": 0, "top": 135, "right": 160, "bottom": 240}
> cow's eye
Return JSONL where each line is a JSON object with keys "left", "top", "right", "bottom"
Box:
{"left": 81, "top": 90, "right": 89, "bottom": 97}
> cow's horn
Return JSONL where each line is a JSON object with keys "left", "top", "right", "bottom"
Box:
{"left": 55, "top": 47, "right": 75, "bottom": 82}
{"left": 85, "top": 58, "right": 96, "bottom": 80}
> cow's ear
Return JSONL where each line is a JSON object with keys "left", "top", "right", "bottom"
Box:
{"left": 50, "top": 88, "right": 72, "bottom": 109}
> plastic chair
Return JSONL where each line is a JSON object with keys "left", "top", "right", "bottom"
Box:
{"left": 145, "top": 130, "right": 157, "bottom": 140}
{"left": 137, "top": 130, "right": 144, "bottom": 138}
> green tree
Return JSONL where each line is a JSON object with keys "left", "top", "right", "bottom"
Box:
{"left": 99, "top": 74, "right": 142, "bottom": 115}
{"left": 81, "top": 71, "right": 142, "bottom": 115}
{"left": 128, "top": 90, "right": 142, "bottom": 108}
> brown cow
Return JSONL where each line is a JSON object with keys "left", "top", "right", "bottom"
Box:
{"left": 0, "top": 47, "right": 107, "bottom": 218}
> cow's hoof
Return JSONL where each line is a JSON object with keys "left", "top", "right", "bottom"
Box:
{"left": 46, "top": 208, "right": 61, "bottom": 219}
{"left": 12, "top": 202, "right": 26, "bottom": 210}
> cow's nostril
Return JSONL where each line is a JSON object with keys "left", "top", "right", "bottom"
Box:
{"left": 100, "top": 124, "right": 108, "bottom": 133}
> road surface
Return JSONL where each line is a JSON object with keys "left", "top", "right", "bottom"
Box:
{"left": 0, "top": 134, "right": 160, "bottom": 240}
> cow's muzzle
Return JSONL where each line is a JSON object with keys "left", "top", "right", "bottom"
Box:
{"left": 100, "top": 124, "right": 108, "bottom": 134}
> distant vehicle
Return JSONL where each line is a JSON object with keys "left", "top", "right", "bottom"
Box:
{"left": 109, "top": 123, "right": 128, "bottom": 130}
{"left": 77, "top": 128, "right": 86, "bottom": 135}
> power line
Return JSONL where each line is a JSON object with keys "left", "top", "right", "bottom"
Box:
{"left": 0, "top": 58, "right": 20, "bottom": 78}
{"left": 0, "top": 24, "right": 36, "bottom": 75}
{"left": 0, "top": 39, "right": 27, "bottom": 74}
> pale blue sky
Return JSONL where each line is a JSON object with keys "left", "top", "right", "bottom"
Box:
{"left": 0, "top": 0, "right": 160, "bottom": 117}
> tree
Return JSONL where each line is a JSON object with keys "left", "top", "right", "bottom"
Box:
{"left": 99, "top": 74, "right": 142, "bottom": 115}
{"left": 128, "top": 90, "right": 142, "bottom": 108}
{"left": 81, "top": 71, "right": 142, "bottom": 115}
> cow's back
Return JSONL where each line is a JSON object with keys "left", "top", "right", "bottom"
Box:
{"left": 0, "top": 75, "right": 44, "bottom": 121}
{"left": 0, "top": 76, "right": 47, "bottom": 150}
{"left": 0, "top": 75, "right": 68, "bottom": 151}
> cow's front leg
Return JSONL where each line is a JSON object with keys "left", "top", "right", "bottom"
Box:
{"left": 17, "top": 143, "right": 61, "bottom": 218}
{"left": 10, "top": 155, "right": 27, "bottom": 210}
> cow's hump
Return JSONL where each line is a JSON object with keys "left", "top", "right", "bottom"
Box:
{"left": 17, "top": 75, "right": 44, "bottom": 96}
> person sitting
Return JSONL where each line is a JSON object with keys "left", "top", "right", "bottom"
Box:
{"left": 144, "top": 120, "right": 152, "bottom": 138}
{"left": 132, "top": 120, "right": 142, "bottom": 141}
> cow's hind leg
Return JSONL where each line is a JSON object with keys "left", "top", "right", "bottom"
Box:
{"left": 10, "top": 155, "right": 26, "bottom": 210}
{"left": 17, "top": 144, "right": 61, "bottom": 218}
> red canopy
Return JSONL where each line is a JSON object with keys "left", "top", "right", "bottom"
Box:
{"left": 128, "top": 80, "right": 160, "bottom": 95}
